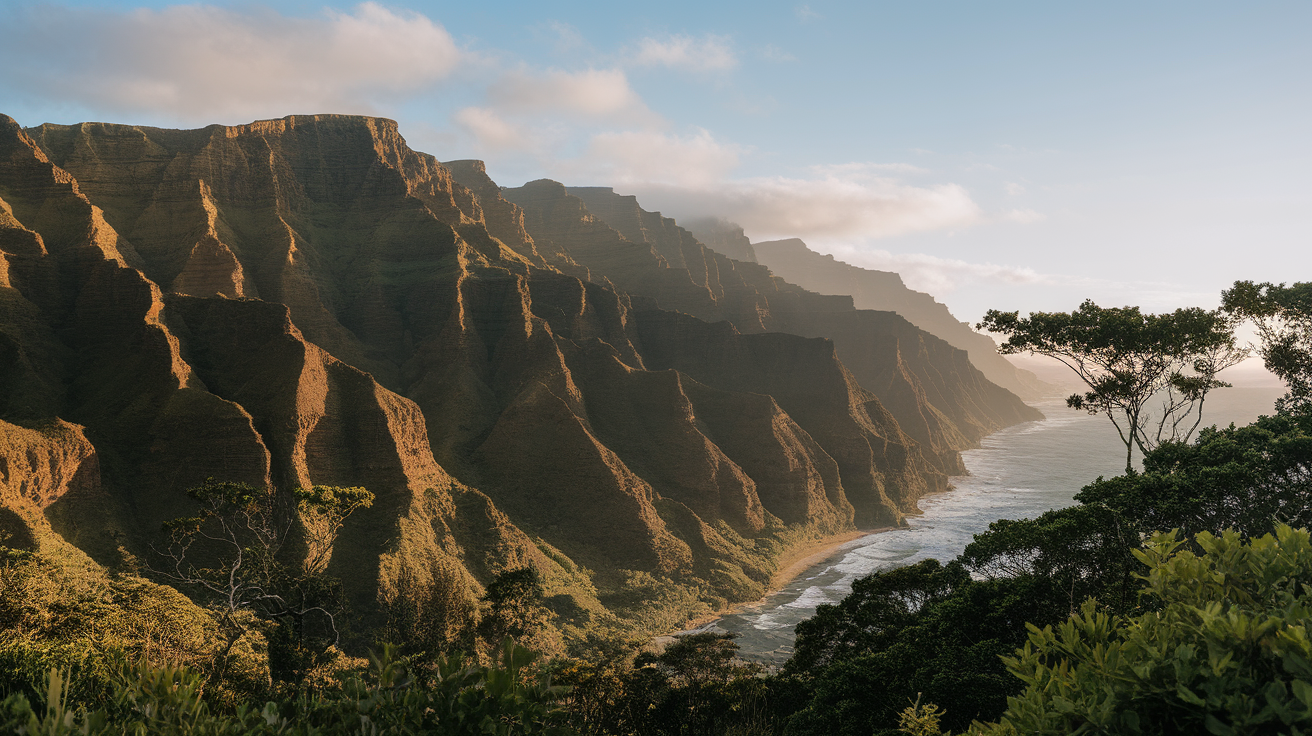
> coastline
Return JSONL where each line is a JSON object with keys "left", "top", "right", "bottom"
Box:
{"left": 662, "top": 526, "right": 894, "bottom": 637}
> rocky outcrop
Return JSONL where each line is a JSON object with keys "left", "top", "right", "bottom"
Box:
{"left": 0, "top": 419, "right": 101, "bottom": 553}
{"left": 0, "top": 115, "right": 584, "bottom": 632}
{"left": 750, "top": 238, "right": 1053, "bottom": 399}
{"left": 682, "top": 217, "right": 757, "bottom": 263}
{"left": 633, "top": 312, "right": 931, "bottom": 526}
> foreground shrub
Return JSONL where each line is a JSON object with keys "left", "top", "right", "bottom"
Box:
{"left": 974, "top": 525, "right": 1312, "bottom": 735}
{"left": 0, "top": 546, "right": 268, "bottom": 708}
{"left": 0, "top": 639, "right": 573, "bottom": 735}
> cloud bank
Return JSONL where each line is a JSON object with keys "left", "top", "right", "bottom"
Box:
{"left": 487, "top": 68, "right": 654, "bottom": 122}
{"left": 1, "top": 2, "right": 460, "bottom": 123}
{"left": 629, "top": 168, "right": 983, "bottom": 241}
{"left": 822, "top": 246, "right": 1047, "bottom": 296}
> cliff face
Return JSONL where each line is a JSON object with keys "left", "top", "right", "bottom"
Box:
{"left": 681, "top": 217, "right": 757, "bottom": 264}
{"left": 503, "top": 183, "right": 1041, "bottom": 476}
{"left": 0, "top": 112, "right": 1043, "bottom": 641}
{"left": 0, "top": 115, "right": 587, "bottom": 632}
{"left": 749, "top": 238, "right": 1053, "bottom": 399}
{"left": 0, "top": 113, "right": 910, "bottom": 638}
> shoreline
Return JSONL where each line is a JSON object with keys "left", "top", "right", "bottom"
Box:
{"left": 662, "top": 526, "right": 895, "bottom": 636}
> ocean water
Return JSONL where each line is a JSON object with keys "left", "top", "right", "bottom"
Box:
{"left": 695, "top": 386, "right": 1288, "bottom": 664}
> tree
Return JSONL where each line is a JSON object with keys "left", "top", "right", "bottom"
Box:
{"left": 626, "top": 632, "right": 766, "bottom": 736}
{"left": 1077, "top": 412, "right": 1312, "bottom": 540}
{"left": 972, "top": 526, "right": 1312, "bottom": 735}
{"left": 382, "top": 560, "right": 479, "bottom": 661}
{"left": 979, "top": 301, "right": 1246, "bottom": 473}
{"left": 1222, "top": 280, "right": 1312, "bottom": 417}
{"left": 478, "top": 567, "right": 552, "bottom": 652}
{"left": 151, "top": 480, "right": 373, "bottom": 684}
{"left": 780, "top": 506, "right": 1147, "bottom": 736}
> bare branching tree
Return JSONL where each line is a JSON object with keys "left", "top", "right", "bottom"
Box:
{"left": 151, "top": 479, "right": 373, "bottom": 684}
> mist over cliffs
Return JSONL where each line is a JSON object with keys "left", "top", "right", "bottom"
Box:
{"left": 675, "top": 218, "right": 1052, "bottom": 400}
{"left": 0, "top": 113, "right": 1040, "bottom": 640}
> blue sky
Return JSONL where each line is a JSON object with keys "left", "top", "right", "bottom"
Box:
{"left": 1, "top": 0, "right": 1309, "bottom": 325}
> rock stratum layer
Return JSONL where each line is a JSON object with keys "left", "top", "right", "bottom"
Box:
{"left": 0, "top": 114, "right": 1039, "bottom": 640}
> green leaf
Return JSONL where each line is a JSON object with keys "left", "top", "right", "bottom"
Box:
{"left": 1176, "top": 685, "right": 1206, "bottom": 706}
{"left": 1205, "top": 714, "right": 1234, "bottom": 735}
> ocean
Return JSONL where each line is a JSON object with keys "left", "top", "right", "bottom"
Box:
{"left": 697, "top": 386, "right": 1289, "bottom": 664}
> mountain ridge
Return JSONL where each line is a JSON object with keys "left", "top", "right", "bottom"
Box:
{"left": 670, "top": 221, "right": 1053, "bottom": 399}
{"left": 0, "top": 112, "right": 1041, "bottom": 644}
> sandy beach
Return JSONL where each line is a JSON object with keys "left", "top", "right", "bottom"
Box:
{"left": 664, "top": 526, "right": 894, "bottom": 636}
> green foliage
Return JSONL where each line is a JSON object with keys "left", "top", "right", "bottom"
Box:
{"left": 152, "top": 479, "right": 375, "bottom": 687}
{"left": 1078, "top": 412, "right": 1312, "bottom": 540}
{"left": 979, "top": 300, "right": 1245, "bottom": 472}
{"left": 382, "top": 560, "right": 479, "bottom": 661}
{"left": 898, "top": 694, "right": 949, "bottom": 736}
{"left": 1, "top": 641, "right": 573, "bottom": 735}
{"left": 974, "top": 526, "right": 1312, "bottom": 735}
{"left": 0, "top": 546, "right": 266, "bottom": 708}
{"left": 481, "top": 568, "right": 553, "bottom": 650}
{"left": 294, "top": 485, "right": 373, "bottom": 576}
{"left": 1223, "top": 280, "right": 1312, "bottom": 417}
{"left": 959, "top": 504, "right": 1141, "bottom": 615}
{"left": 639, "top": 632, "right": 755, "bottom": 687}
{"left": 554, "top": 632, "right": 773, "bottom": 736}
{"left": 787, "top": 559, "right": 971, "bottom": 675}
{"left": 553, "top": 635, "right": 646, "bottom": 735}
{"left": 1, "top": 669, "right": 107, "bottom": 736}
{"left": 784, "top": 572, "right": 1072, "bottom": 736}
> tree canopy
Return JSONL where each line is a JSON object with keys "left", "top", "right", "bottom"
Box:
{"left": 1223, "top": 280, "right": 1312, "bottom": 417}
{"left": 979, "top": 300, "right": 1245, "bottom": 472}
{"left": 779, "top": 403, "right": 1311, "bottom": 735}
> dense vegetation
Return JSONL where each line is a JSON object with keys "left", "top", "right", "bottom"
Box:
{"left": 976, "top": 525, "right": 1312, "bottom": 734}
{"left": 2, "top": 281, "right": 1310, "bottom": 734}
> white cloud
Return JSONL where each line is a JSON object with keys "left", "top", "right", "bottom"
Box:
{"left": 1004, "top": 181, "right": 1026, "bottom": 196}
{"left": 1002, "top": 208, "right": 1044, "bottom": 224}
{"left": 821, "top": 246, "right": 1047, "bottom": 296}
{"left": 796, "top": 5, "right": 822, "bottom": 20}
{"left": 488, "top": 68, "right": 656, "bottom": 124}
{"left": 1, "top": 3, "right": 460, "bottom": 123}
{"left": 557, "top": 129, "right": 744, "bottom": 188}
{"left": 631, "top": 34, "right": 737, "bottom": 72}
{"left": 630, "top": 168, "right": 982, "bottom": 241}
{"left": 453, "top": 107, "right": 532, "bottom": 151}
{"left": 761, "top": 45, "right": 798, "bottom": 63}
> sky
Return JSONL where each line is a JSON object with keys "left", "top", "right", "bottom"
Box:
{"left": 1, "top": 0, "right": 1309, "bottom": 329}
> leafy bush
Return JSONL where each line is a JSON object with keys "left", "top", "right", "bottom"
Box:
{"left": 0, "top": 640, "right": 573, "bottom": 735}
{"left": 1079, "top": 412, "right": 1312, "bottom": 540}
{"left": 974, "top": 525, "right": 1312, "bottom": 735}
{"left": 0, "top": 547, "right": 267, "bottom": 708}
